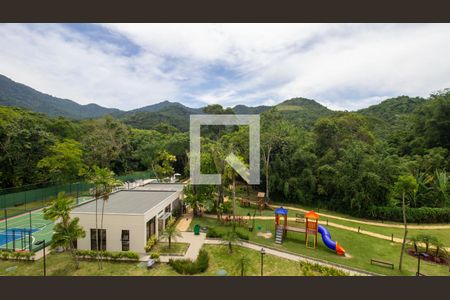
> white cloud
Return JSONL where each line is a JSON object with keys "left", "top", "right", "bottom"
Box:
{"left": 0, "top": 23, "right": 450, "bottom": 111}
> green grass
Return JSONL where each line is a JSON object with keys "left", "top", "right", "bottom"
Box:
{"left": 233, "top": 198, "right": 450, "bottom": 246}
{"left": 189, "top": 217, "right": 450, "bottom": 276}
{"left": 150, "top": 242, "right": 189, "bottom": 255}
{"left": 0, "top": 245, "right": 344, "bottom": 276}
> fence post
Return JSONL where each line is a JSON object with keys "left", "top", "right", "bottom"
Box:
{"left": 5, "top": 209, "right": 8, "bottom": 250}
{"left": 358, "top": 226, "right": 360, "bottom": 233}
{"left": 29, "top": 211, "right": 32, "bottom": 251}
{"left": 391, "top": 233, "right": 394, "bottom": 242}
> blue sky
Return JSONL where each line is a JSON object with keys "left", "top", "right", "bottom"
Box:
{"left": 1, "top": 23, "right": 450, "bottom": 111}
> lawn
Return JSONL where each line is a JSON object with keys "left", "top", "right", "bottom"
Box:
{"left": 0, "top": 245, "right": 344, "bottom": 276}
{"left": 150, "top": 242, "right": 189, "bottom": 255}
{"left": 189, "top": 216, "right": 450, "bottom": 276}
{"left": 233, "top": 197, "right": 450, "bottom": 246}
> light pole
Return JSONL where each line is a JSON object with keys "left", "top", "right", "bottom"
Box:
{"left": 260, "top": 247, "right": 265, "bottom": 276}
{"left": 416, "top": 252, "right": 424, "bottom": 276}
{"left": 35, "top": 240, "right": 46, "bottom": 276}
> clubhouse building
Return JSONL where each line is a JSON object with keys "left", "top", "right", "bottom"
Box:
{"left": 71, "top": 183, "right": 184, "bottom": 253}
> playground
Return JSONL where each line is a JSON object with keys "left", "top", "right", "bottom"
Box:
{"left": 189, "top": 191, "right": 450, "bottom": 276}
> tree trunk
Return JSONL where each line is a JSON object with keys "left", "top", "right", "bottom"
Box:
{"left": 399, "top": 192, "right": 408, "bottom": 271}
{"left": 265, "top": 147, "right": 271, "bottom": 202}
{"left": 99, "top": 198, "right": 106, "bottom": 270}
{"left": 169, "top": 236, "right": 171, "bottom": 249}
{"left": 70, "top": 240, "right": 80, "bottom": 270}
{"left": 95, "top": 195, "right": 100, "bottom": 269}
{"left": 232, "top": 175, "right": 236, "bottom": 221}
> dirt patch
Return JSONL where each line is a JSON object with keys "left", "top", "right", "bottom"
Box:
{"left": 257, "top": 231, "right": 273, "bottom": 239}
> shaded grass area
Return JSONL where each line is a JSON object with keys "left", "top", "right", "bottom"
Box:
{"left": 0, "top": 245, "right": 340, "bottom": 276}
{"left": 190, "top": 216, "right": 450, "bottom": 276}
{"left": 151, "top": 242, "right": 189, "bottom": 255}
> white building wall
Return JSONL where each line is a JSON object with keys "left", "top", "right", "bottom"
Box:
{"left": 72, "top": 213, "right": 146, "bottom": 253}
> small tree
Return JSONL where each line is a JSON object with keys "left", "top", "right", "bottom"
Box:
{"left": 43, "top": 192, "right": 75, "bottom": 227}
{"left": 393, "top": 174, "right": 418, "bottom": 271}
{"left": 234, "top": 254, "right": 251, "bottom": 276}
{"left": 222, "top": 227, "right": 241, "bottom": 254}
{"left": 51, "top": 218, "right": 86, "bottom": 269}
{"left": 160, "top": 219, "right": 182, "bottom": 249}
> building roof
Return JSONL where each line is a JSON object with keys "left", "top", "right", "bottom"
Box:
{"left": 72, "top": 190, "right": 178, "bottom": 215}
{"left": 135, "top": 183, "right": 184, "bottom": 192}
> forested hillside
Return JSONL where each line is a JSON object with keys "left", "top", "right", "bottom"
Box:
{"left": 0, "top": 77, "right": 449, "bottom": 222}
{"left": 0, "top": 75, "right": 120, "bottom": 119}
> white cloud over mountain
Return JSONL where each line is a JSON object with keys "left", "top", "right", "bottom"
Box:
{"left": 0, "top": 23, "right": 449, "bottom": 110}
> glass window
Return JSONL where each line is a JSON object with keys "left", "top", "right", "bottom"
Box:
{"left": 121, "top": 230, "right": 130, "bottom": 251}
{"left": 90, "top": 229, "right": 106, "bottom": 251}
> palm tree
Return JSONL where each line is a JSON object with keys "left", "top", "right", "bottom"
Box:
{"left": 393, "top": 174, "right": 418, "bottom": 271}
{"left": 433, "top": 170, "right": 449, "bottom": 207}
{"left": 222, "top": 227, "right": 241, "bottom": 253}
{"left": 43, "top": 192, "right": 75, "bottom": 228}
{"left": 51, "top": 218, "right": 86, "bottom": 269}
{"left": 234, "top": 254, "right": 251, "bottom": 276}
{"left": 160, "top": 219, "right": 182, "bottom": 249}
{"left": 87, "top": 166, "right": 122, "bottom": 269}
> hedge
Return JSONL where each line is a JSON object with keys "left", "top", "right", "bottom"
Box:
{"left": 168, "top": 249, "right": 209, "bottom": 274}
{"left": 0, "top": 250, "right": 35, "bottom": 261}
{"left": 74, "top": 250, "right": 140, "bottom": 261}
{"left": 362, "top": 206, "right": 450, "bottom": 223}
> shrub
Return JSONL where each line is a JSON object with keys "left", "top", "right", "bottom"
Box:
{"left": 235, "top": 230, "right": 249, "bottom": 241}
{"left": 169, "top": 249, "right": 209, "bottom": 274}
{"left": 0, "top": 250, "right": 35, "bottom": 261}
{"left": 206, "top": 227, "right": 222, "bottom": 238}
{"left": 363, "top": 206, "right": 450, "bottom": 223}
{"left": 144, "top": 235, "right": 158, "bottom": 252}
{"left": 74, "top": 249, "right": 139, "bottom": 261}
{"left": 150, "top": 253, "right": 160, "bottom": 259}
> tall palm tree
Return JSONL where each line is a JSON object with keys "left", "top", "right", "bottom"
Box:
{"left": 51, "top": 218, "right": 86, "bottom": 269}
{"left": 87, "top": 166, "right": 122, "bottom": 269}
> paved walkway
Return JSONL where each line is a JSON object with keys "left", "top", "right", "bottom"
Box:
{"left": 176, "top": 210, "right": 193, "bottom": 231}
{"left": 155, "top": 231, "right": 206, "bottom": 263}
{"left": 204, "top": 239, "right": 371, "bottom": 276}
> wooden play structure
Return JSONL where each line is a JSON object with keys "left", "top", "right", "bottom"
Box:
{"left": 305, "top": 210, "right": 319, "bottom": 249}
{"left": 273, "top": 207, "right": 345, "bottom": 255}
{"left": 274, "top": 207, "right": 306, "bottom": 244}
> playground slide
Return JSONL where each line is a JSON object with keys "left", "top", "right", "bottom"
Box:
{"left": 318, "top": 225, "right": 345, "bottom": 255}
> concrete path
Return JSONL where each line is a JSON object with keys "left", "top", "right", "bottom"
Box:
{"left": 204, "top": 239, "right": 371, "bottom": 276}
{"left": 156, "top": 231, "right": 206, "bottom": 263}
{"left": 176, "top": 210, "right": 193, "bottom": 231}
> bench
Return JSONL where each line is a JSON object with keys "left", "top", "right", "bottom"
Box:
{"left": 370, "top": 258, "right": 394, "bottom": 269}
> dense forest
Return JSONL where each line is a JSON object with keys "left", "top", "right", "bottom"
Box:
{"left": 0, "top": 84, "right": 449, "bottom": 222}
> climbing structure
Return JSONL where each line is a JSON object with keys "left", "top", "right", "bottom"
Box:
{"left": 305, "top": 210, "right": 319, "bottom": 249}
{"left": 274, "top": 207, "right": 288, "bottom": 244}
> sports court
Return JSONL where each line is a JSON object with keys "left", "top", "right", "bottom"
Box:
{"left": 0, "top": 196, "right": 94, "bottom": 252}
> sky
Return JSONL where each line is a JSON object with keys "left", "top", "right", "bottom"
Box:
{"left": 0, "top": 23, "right": 450, "bottom": 111}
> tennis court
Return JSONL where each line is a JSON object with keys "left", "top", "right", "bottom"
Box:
{"left": 0, "top": 209, "right": 54, "bottom": 251}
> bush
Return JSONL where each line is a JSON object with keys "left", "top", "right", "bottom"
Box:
{"left": 235, "top": 230, "right": 249, "bottom": 241}
{"left": 74, "top": 249, "right": 139, "bottom": 261}
{"left": 150, "top": 253, "right": 160, "bottom": 259}
{"left": 206, "top": 227, "right": 223, "bottom": 238}
{"left": 144, "top": 235, "right": 158, "bottom": 252}
{"left": 168, "top": 249, "right": 209, "bottom": 274}
{"left": 363, "top": 206, "right": 450, "bottom": 223}
{"left": 0, "top": 250, "right": 35, "bottom": 261}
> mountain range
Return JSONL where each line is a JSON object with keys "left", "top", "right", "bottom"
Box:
{"left": 0, "top": 73, "right": 427, "bottom": 131}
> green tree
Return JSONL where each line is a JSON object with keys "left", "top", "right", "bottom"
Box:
{"left": 43, "top": 192, "right": 85, "bottom": 269}
{"left": 87, "top": 166, "right": 122, "bottom": 269}
{"left": 153, "top": 150, "right": 176, "bottom": 182}
{"left": 393, "top": 174, "right": 418, "bottom": 270}
{"left": 160, "top": 219, "right": 182, "bottom": 249}
{"left": 222, "top": 226, "right": 241, "bottom": 253}
{"left": 234, "top": 254, "right": 252, "bottom": 276}
{"left": 37, "top": 139, "right": 87, "bottom": 183}
{"left": 43, "top": 192, "right": 74, "bottom": 227}
{"left": 433, "top": 170, "right": 449, "bottom": 207}
{"left": 51, "top": 218, "right": 86, "bottom": 269}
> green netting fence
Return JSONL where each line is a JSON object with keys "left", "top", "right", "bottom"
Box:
{"left": 0, "top": 170, "right": 154, "bottom": 217}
